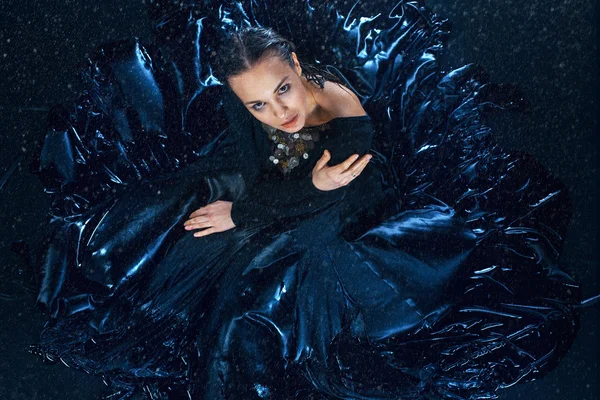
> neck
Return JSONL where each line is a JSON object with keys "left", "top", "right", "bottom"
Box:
{"left": 301, "top": 76, "right": 329, "bottom": 126}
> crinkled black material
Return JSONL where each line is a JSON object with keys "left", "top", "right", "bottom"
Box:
{"left": 33, "top": 1, "right": 582, "bottom": 399}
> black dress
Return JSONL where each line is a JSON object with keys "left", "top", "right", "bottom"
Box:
{"left": 32, "top": 1, "right": 582, "bottom": 399}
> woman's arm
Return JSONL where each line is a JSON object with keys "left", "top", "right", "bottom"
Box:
{"left": 229, "top": 117, "right": 374, "bottom": 227}
{"left": 184, "top": 93, "right": 374, "bottom": 236}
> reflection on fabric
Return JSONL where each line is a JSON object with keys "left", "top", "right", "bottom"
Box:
{"left": 31, "top": 1, "right": 582, "bottom": 399}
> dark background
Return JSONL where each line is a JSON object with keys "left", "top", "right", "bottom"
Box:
{"left": 0, "top": 0, "right": 597, "bottom": 399}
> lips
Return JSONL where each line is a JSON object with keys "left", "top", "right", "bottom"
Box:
{"left": 281, "top": 114, "right": 298, "bottom": 128}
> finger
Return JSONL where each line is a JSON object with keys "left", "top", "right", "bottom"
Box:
{"left": 338, "top": 177, "right": 352, "bottom": 187}
{"left": 339, "top": 170, "right": 362, "bottom": 186}
{"left": 194, "top": 228, "right": 216, "bottom": 238}
{"left": 333, "top": 154, "right": 360, "bottom": 172}
{"left": 341, "top": 154, "right": 372, "bottom": 178}
{"left": 184, "top": 216, "right": 210, "bottom": 226}
{"left": 185, "top": 221, "right": 213, "bottom": 231}
{"left": 313, "top": 150, "right": 331, "bottom": 172}
{"left": 189, "top": 208, "right": 209, "bottom": 219}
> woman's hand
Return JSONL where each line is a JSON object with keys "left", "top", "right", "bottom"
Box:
{"left": 184, "top": 200, "right": 236, "bottom": 237}
{"left": 311, "top": 150, "right": 372, "bottom": 191}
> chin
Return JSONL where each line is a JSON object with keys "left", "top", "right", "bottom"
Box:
{"left": 286, "top": 125, "right": 304, "bottom": 133}
{"left": 288, "top": 115, "right": 306, "bottom": 132}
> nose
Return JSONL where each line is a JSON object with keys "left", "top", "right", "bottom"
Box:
{"left": 272, "top": 100, "right": 288, "bottom": 120}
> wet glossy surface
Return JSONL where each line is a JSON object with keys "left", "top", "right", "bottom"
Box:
{"left": 0, "top": 0, "right": 596, "bottom": 399}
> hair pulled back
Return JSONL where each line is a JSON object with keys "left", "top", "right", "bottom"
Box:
{"left": 215, "top": 27, "right": 342, "bottom": 88}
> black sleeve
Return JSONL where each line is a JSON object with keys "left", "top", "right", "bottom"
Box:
{"left": 230, "top": 117, "right": 374, "bottom": 228}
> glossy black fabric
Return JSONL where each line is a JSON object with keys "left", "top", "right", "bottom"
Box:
{"left": 229, "top": 114, "right": 376, "bottom": 227}
{"left": 32, "top": 1, "right": 582, "bottom": 399}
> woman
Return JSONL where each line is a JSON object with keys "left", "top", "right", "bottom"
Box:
{"left": 33, "top": 3, "right": 582, "bottom": 400}
{"left": 183, "top": 28, "right": 376, "bottom": 238}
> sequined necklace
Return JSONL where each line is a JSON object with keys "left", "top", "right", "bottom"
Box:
{"left": 261, "top": 122, "right": 330, "bottom": 174}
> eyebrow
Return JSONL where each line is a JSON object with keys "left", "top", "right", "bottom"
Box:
{"left": 244, "top": 75, "right": 289, "bottom": 105}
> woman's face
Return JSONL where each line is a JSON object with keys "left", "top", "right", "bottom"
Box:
{"left": 227, "top": 52, "right": 314, "bottom": 132}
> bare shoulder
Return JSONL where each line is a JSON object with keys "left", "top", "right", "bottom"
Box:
{"left": 320, "top": 81, "right": 366, "bottom": 118}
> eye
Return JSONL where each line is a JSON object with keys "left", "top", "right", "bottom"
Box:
{"left": 249, "top": 83, "right": 289, "bottom": 112}
{"left": 279, "top": 83, "right": 290, "bottom": 94}
{"left": 252, "top": 102, "right": 265, "bottom": 111}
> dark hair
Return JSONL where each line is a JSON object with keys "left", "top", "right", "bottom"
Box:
{"left": 214, "top": 26, "right": 343, "bottom": 88}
